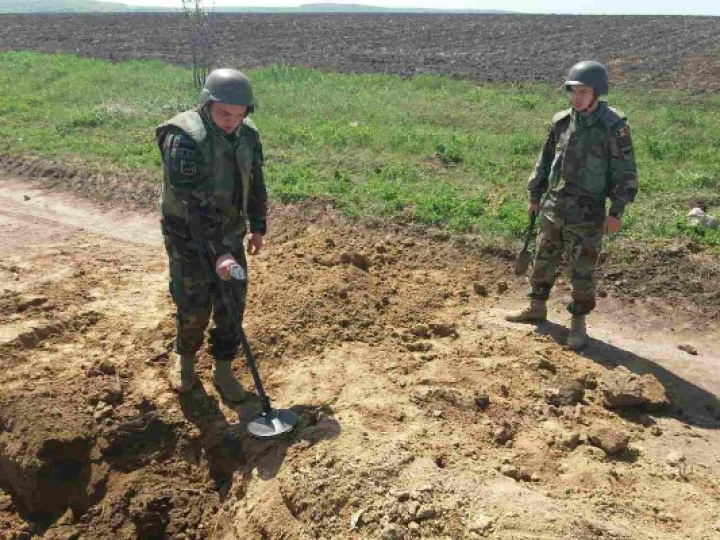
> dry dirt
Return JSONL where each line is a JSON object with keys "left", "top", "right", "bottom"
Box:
{"left": 1, "top": 175, "right": 719, "bottom": 540}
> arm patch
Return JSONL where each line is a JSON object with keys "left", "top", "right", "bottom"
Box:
{"left": 162, "top": 131, "right": 206, "bottom": 188}
{"left": 610, "top": 122, "right": 634, "bottom": 161}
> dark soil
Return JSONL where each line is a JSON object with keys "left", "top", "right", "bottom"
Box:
{"left": 1, "top": 13, "right": 719, "bottom": 91}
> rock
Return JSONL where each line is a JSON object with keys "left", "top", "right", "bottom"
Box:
{"left": 500, "top": 464, "right": 520, "bottom": 479}
{"left": 340, "top": 252, "right": 371, "bottom": 271}
{"left": 599, "top": 366, "right": 669, "bottom": 410}
{"left": 666, "top": 451, "right": 686, "bottom": 467}
{"left": 380, "top": 523, "right": 405, "bottom": 540}
{"left": 474, "top": 392, "right": 490, "bottom": 411}
{"left": 687, "top": 207, "right": 719, "bottom": 231}
{"left": 579, "top": 373, "right": 598, "bottom": 390}
{"left": 415, "top": 505, "right": 437, "bottom": 521}
{"left": 350, "top": 509, "right": 364, "bottom": 530}
{"left": 97, "top": 360, "right": 117, "bottom": 376}
{"left": 473, "top": 282, "right": 488, "bottom": 296}
{"left": 391, "top": 490, "right": 410, "bottom": 502}
{"left": 535, "top": 358, "right": 557, "bottom": 374}
{"left": 429, "top": 323, "right": 457, "bottom": 338}
{"left": 588, "top": 428, "right": 630, "bottom": 455}
{"left": 677, "top": 344, "right": 698, "bottom": 355}
{"left": 468, "top": 514, "right": 494, "bottom": 534}
{"left": 24, "top": 195, "right": 31, "bottom": 201}
{"left": 559, "top": 431, "right": 581, "bottom": 450}
{"left": 410, "top": 324, "right": 430, "bottom": 338}
{"left": 638, "top": 414, "right": 656, "bottom": 427}
{"left": 16, "top": 295, "right": 47, "bottom": 311}
{"left": 545, "top": 379, "right": 585, "bottom": 407}
{"left": 17, "top": 330, "right": 40, "bottom": 348}
{"left": 493, "top": 423, "right": 515, "bottom": 443}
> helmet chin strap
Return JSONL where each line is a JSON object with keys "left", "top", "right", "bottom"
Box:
{"left": 575, "top": 92, "right": 599, "bottom": 115}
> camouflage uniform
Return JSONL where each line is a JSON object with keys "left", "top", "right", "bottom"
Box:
{"left": 527, "top": 100, "right": 638, "bottom": 315}
{"left": 157, "top": 106, "right": 267, "bottom": 362}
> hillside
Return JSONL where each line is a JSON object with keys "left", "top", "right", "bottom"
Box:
{"left": 0, "top": 0, "right": 160, "bottom": 12}
{"left": 0, "top": 0, "right": 508, "bottom": 13}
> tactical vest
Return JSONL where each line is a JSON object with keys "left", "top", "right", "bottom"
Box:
{"left": 547, "top": 102, "right": 626, "bottom": 201}
{"left": 157, "top": 109, "right": 258, "bottom": 234}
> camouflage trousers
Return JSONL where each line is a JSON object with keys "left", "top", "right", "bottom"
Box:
{"left": 529, "top": 213, "right": 603, "bottom": 316}
{"left": 163, "top": 231, "right": 248, "bottom": 362}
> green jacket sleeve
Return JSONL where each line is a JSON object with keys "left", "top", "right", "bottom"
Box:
{"left": 247, "top": 133, "right": 268, "bottom": 235}
{"left": 606, "top": 121, "right": 638, "bottom": 217}
{"left": 160, "top": 129, "right": 228, "bottom": 258}
{"left": 527, "top": 124, "right": 556, "bottom": 203}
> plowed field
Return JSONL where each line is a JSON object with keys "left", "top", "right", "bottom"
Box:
{"left": 1, "top": 13, "right": 719, "bottom": 91}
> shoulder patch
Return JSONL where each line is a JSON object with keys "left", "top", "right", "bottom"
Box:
{"left": 615, "top": 124, "right": 630, "bottom": 138}
{"left": 552, "top": 108, "right": 572, "bottom": 124}
{"left": 241, "top": 117, "right": 259, "bottom": 132}
{"left": 600, "top": 106, "right": 626, "bottom": 129}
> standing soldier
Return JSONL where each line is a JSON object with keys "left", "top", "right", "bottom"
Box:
{"left": 506, "top": 61, "right": 638, "bottom": 349}
{"left": 157, "top": 68, "right": 267, "bottom": 400}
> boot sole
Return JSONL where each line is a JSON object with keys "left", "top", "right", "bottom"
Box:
{"left": 504, "top": 316, "right": 547, "bottom": 323}
{"left": 566, "top": 339, "right": 587, "bottom": 350}
{"left": 171, "top": 376, "right": 197, "bottom": 394}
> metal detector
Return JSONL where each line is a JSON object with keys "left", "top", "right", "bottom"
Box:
{"left": 514, "top": 211, "right": 538, "bottom": 276}
{"left": 217, "top": 264, "right": 298, "bottom": 439}
{"left": 183, "top": 202, "right": 297, "bottom": 439}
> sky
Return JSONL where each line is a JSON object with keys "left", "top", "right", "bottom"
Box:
{"left": 110, "top": 0, "right": 720, "bottom": 16}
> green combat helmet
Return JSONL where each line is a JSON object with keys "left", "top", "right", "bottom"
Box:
{"left": 564, "top": 61, "right": 609, "bottom": 95}
{"left": 199, "top": 68, "right": 255, "bottom": 112}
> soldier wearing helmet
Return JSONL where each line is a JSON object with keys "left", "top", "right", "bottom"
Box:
{"left": 156, "top": 68, "right": 267, "bottom": 399}
{"left": 506, "top": 61, "right": 638, "bottom": 350}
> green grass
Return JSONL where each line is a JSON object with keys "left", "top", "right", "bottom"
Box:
{"left": 1, "top": 51, "right": 719, "bottom": 250}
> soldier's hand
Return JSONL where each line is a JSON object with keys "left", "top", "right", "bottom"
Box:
{"left": 528, "top": 202, "right": 541, "bottom": 215}
{"left": 247, "top": 232, "right": 263, "bottom": 256}
{"left": 604, "top": 215, "right": 622, "bottom": 235}
{"left": 215, "top": 253, "right": 239, "bottom": 280}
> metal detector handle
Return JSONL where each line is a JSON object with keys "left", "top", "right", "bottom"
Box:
{"left": 521, "top": 211, "right": 538, "bottom": 251}
{"left": 229, "top": 263, "right": 247, "bottom": 283}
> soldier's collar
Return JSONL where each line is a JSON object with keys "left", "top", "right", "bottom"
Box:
{"left": 573, "top": 100, "right": 608, "bottom": 127}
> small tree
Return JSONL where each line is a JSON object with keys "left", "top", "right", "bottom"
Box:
{"left": 180, "top": 0, "right": 217, "bottom": 90}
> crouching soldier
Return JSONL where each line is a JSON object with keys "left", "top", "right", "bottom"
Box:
{"left": 506, "top": 61, "right": 638, "bottom": 349}
{"left": 157, "top": 68, "right": 267, "bottom": 399}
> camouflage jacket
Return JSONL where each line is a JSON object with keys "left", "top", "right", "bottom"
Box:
{"left": 527, "top": 101, "right": 638, "bottom": 221}
{"left": 156, "top": 106, "right": 267, "bottom": 259}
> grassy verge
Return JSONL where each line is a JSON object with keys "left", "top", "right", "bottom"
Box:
{"left": 1, "top": 51, "right": 719, "bottom": 250}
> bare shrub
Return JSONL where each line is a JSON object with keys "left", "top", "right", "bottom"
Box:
{"left": 180, "top": 0, "right": 217, "bottom": 89}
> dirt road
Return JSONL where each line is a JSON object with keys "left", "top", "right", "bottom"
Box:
{"left": 1, "top": 176, "right": 719, "bottom": 539}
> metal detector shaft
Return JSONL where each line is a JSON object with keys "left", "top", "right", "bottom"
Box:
{"left": 521, "top": 211, "right": 538, "bottom": 252}
{"left": 219, "top": 280, "right": 273, "bottom": 415}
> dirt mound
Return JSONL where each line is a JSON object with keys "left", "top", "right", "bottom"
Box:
{"left": 1, "top": 178, "right": 719, "bottom": 539}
